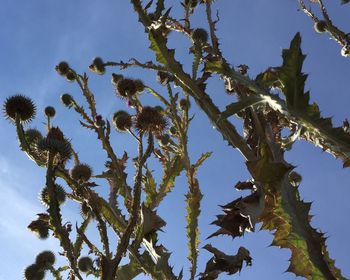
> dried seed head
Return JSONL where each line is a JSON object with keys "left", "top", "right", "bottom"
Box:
{"left": 112, "top": 110, "right": 132, "bottom": 132}
{"left": 44, "top": 106, "right": 56, "bottom": 118}
{"left": 3, "top": 95, "right": 36, "bottom": 124}
{"left": 35, "top": 251, "right": 55, "bottom": 270}
{"left": 192, "top": 28, "right": 208, "bottom": 44}
{"left": 136, "top": 106, "right": 167, "bottom": 135}
{"left": 89, "top": 57, "right": 106, "bottom": 75}
{"left": 179, "top": 98, "right": 190, "bottom": 111}
{"left": 60, "top": 93, "right": 74, "bottom": 108}
{"left": 78, "top": 257, "right": 94, "bottom": 273}
{"left": 116, "top": 78, "right": 137, "bottom": 98}
{"left": 70, "top": 163, "right": 92, "bottom": 182}
{"left": 55, "top": 61, "right": 70, "bottom": 76}
{"left": 314, "top": 21, "right": 327, "bottom": 33}
{"left": 24, "top": 264, "right": 45, "bottom": 280}
{"left": 40, "top": 184, "right": 66, "bottom": 208}
{"left": 156, "top": 71, "right": 173, "bottom": 85}
{"left": 65, "top": 70, "right": 76, "bottom": 82}
{"left": 134, "top": 79, "right": 145, "bottom": 93}
{"left": 25, "top": 129, "right": 43, "bottom": 145}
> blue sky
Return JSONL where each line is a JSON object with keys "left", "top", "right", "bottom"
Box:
{"left": 0, "top": 0, "right": 349, "bottom": 279}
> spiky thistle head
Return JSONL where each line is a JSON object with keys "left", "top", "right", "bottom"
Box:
{"left": 112, "top": 110, "right": 132, "bottom": 132}
{"left": 192, "top": 28, "right": 208, "bottom": 44}
{"left": 60, "top": 93, "right": 74, "bottom": 108}
{"left": 314, "top": 21, "right": 327, "bottom": 33}
{"left": 36, "top": 127, "right": 72, "bottom": 160}
{"left": 115, "top": 78, "right": 137, "bottom": 98}
{"left": 89, "top": 57, "right": 106, "bottom": 75}
{"left": 136, "top": 106, "right": 167, "bottom": 135}
{"left": 70, "top": 163, "right": 92, "bottom": 182}
{"left": 288, "top": 171, "right": 302, "bottom": 187}
{"left": 35, "top": 251, "right": 55, "bottom": 270}
{"left": 3, "top": 95, "right": 36, "bottom": 124}
{"left": 78, "top": 257, "right": 94, "bottom": 273}
{"left": 55, "top": 61, "right": 70, "bottom": 76}
{"left": 44, "top": 106, "right": 55, "bottom": 118}
{"left": 24, "top": 264, "right": 45, "bottom": 280}
{"left": 39, "top": 184, "right": 66, "bottom": 208}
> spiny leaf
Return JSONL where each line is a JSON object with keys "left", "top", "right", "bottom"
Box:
{"left": 150, "top": 155, "right": 184, "bottom": 209}
{"left": 149, "top": 31, "right": 174, "bottom": 66}
{"left": 192, "top": 47, "right": 203, "bottom": 79}
{"left": 199, "top": 245, "right": 252, "bottom": 280}
{"left": 141, "top": 204, "right": 166, "bottom": 237}
{"left": 143, "top": 168, "right": 158, "bottom": 208}
{"left": 186, "top": 175, "right": 202, "bottom": 279}
{"left": 260, "top": 177, "right": 346, "bottom": 279}
{"left": 277, "top": 32, "right": 309, "bottom": 111}
{"left": 276, "top": 32, "right": 350, "bottom": 165}
{"left": 116, "top": 257, "right": 143, "bottom": 279}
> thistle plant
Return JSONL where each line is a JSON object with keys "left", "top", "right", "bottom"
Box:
{"left": 2, "top": 1, "right": 350, "bottom": 280}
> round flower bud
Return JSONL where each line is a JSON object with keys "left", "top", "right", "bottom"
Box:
{"left": 3, "top": 95, "right": 36, "bottom": 124}
{"left": 156, "top": 71, "right": 173, "bottom": 85}
{"left": 314, "top": 21, "right": 327, "bottom": 33}
{"left": 78, "top": 257, "right": 94, "bottom": 273}
{"left": 65, "top": 70, "right": 76, "bottom": 82}
{"left": 192, "top": 28, "right": 208, "bottom": 44}
{"left": 111, "top": 73, "right": 124, "bottom": 85}
{"left": 70, "top": 163, "right": 92, "bottom": 182}
{"left": 44, "top": 106, "right": 56, "bottom": 118}
{"left": 112, "top": 110, "right": 132, "bottom": 132}
{"left": 55, "top": 61, "right": 70, "bottom": 76}
{"left": 136, "top": 106, "right": 167, "bottom": 135}
{"left": 288, "top": 171, "right": 302, "bottom": 187}
{"left": 24, "top": 264, "right": 45, "bottom": 280}
{"left": 35, "top": 251, "right": 55, "bottom": 270}
{"left": 159, "top": 134, "right": 170, "bottom": 146}
{"left": 116, "top": 78, "right": 137, "bottom": 98}
{"left": 25, "top": 129, "right": 43, "bottom": 145}
{"left": 169, "top": 126, "right": 177, "bottom": 136}
{"left": 179, "top": 98, "right": 190, "bottom": 111}
{"left": 89, "top": 57, "right": 105, "bottom": 75}
{"left": 60, "top": 93, "right": 74, "bottom": 108}
{"left": 341, "top": 45, "right": 350, "bottom": 57}
{"left": 40, "top": 184, "right": 66, "bottom": 208}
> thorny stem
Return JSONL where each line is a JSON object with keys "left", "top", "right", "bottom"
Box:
{"left": 46, "top": 152, "right": 83, "bottom": 280}
{"left": 105, "top": 59, "right": 166, "bottom": 72}
{"left": 298, "top": 0, "right": 350, "bottom": 50}
{"left": 205, "top": 2, "right": 221, "bottom": 56}
{"left": 111, "top": 134, "right": 154, "bottom": 277}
